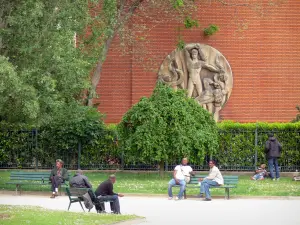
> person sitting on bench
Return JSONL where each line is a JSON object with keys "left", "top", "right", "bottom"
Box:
{"left": 168, "top": 157, "right": 195, "bottom": 200}
{"left": 70, "top": 169, "right": 92, "bottom": 188}
{"left": 95, "top": 174, "right": 124, "bottom": 214}
{"left": 49, "top": 159, "right": 68, "bottom": 198}
{"left": 198, "top": 160, "right": 223, "bottom": 201}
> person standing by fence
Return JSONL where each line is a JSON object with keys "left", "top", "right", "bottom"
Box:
{"left": 265, "top": 133, "right": 282, "bottom": 181}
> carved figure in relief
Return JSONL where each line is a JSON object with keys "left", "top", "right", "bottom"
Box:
{"left": 184, "top": 43, "right": 219, "bottom": 98}
{"left": 157, "top": 43, "right": 233, "bottom": 122}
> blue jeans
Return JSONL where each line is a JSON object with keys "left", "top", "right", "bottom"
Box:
{"left": 97, "top": 195, "right": 120, "bottom": 214}
{"left": 168, "top": 178, "right": 186, "bottom": 199}
{"left": 200, "top": 179, "right": 219, "bottom": 199}
{"left": 268, "top": 157, "right": 280, "bottom": 179}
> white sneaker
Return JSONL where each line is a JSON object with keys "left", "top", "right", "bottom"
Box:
{"left": 168, "top": 197, "right": 173, "bottom": 200}
{"left": 175, "top": 196, "right": 179, "bottom": 200}
{"left": 276, "top": 178, "right": 280, "bottom": 181}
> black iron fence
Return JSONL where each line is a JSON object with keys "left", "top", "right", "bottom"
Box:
{"left": 0, "top": 128, "right": 299, "bottom": 172}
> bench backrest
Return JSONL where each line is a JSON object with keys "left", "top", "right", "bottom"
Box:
{"left": 66, "top": 187, "right": 90, "bottom": 199}
{"left": 189, "top": 175, "right": 239, "bottom": 185}
{"left": 10, "top": 171, "right": 71, "bottom": 182}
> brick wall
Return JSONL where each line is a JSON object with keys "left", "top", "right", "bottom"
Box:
{"left": 97, "top": 0, "right": 300, "bottom": 123}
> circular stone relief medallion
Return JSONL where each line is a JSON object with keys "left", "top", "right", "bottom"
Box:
{"left": 157, "top": 43, "right": 233, "bottom": 121}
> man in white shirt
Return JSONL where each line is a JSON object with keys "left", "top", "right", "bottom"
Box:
{"left": 198, "top": 160, "right": 224, "bottom": 201}
{"left": 168, "top": 158, "right": 194, "bottom": 200}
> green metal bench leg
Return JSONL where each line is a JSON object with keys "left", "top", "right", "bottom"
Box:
{"left": 79, "top": 201, "right": 85, "bottom": 212}
{"left": 16, "top": 184, "right": 21, "bottom": 195}
{"left": 68, "top": 202, "right": 71, "bottom": 211}
{"left": 225, "top": 188, "right": 229, "bottom": 200}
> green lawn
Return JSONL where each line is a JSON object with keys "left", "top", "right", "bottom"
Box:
{"left": 0, "top": 205, "right": 138, "bottom": 225}
{"left": 1, "top": 170, "right": 300, "bottom": 196}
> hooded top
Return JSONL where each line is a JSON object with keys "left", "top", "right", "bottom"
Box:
{"left": 265, "top": 137, "right": 282, "bottom": 159}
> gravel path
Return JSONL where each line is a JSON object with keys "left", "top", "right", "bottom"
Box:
{"left": 0, "top": 194, "right": 299, "bottom": 225}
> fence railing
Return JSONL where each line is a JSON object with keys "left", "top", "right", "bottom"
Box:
{"left": 0, "top": 128, "right": 299, "bottom": 172}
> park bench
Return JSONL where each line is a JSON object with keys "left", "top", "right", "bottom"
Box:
{"left": 6, "top": 171, "right": 70, "bottom": 195}
{"left": 66, "top": 187, "right": 114, "bottom": 213}
{"left": 174, "top": 175, "right": 239, "bottom": 199}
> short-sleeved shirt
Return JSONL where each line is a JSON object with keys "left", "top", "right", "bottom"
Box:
{"left": 174, "top": 165, "right": 193, "bottom": 180}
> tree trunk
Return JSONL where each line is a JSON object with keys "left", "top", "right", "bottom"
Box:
{"left": 87, "top": 34, "right": 115, "bottom": 106}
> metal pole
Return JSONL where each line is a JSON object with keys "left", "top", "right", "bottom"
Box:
{"left": 165, "top": 160, "right": 168, "bottom": 171}
{"left": 121, "top": 151, "right": 124, "bottom": 170}
{"left": 35, "top": 129, "right": 38, "bottom": 170}
{"left": 254, "top": 123, "right": 258, "bottom": 168}
{"left": 78, "top": 141, "right": 81, "bottom": 169}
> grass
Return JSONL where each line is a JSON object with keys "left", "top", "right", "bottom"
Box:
{"left": 0, "top": 205, "right": 138, "bottom": 225}
{"left": 1, "top": 170, "right": 300, "bottom": 197}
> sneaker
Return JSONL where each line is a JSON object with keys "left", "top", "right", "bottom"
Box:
{"left": 50, "top": 194, "right": 55, "bottom": 198}
{"left": 204, "top": 198, "right": 211, "bottom": 201}
{"left": 272, "top": 178, "right": 275, "bottom": 181}
{"left": 168, "top": 197, "right": 173, "bottom": 200}
{"left": 276, "top": 178, "right": 280, "bottom": 181}
{"left": 197, "top": 194, "right": 204, "bottom": 198}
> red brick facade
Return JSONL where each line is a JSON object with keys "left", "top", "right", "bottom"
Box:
{"left": 96, "top": 1, "right": 300, "bottom": 123}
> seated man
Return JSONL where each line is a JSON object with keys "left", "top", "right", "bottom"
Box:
{"left": 251, "top": 164, "right": 268, "bottom": 180}
{"left": 198, "top": 160, "right": 223, "bottom": 201}
{"left": 95, "top": 175, "right": 124, "bottom": 214}
{"left": 49, "top": 159, "right": 68, "bottom": 198}
{"left": 168, "top": 158, "right": 194, "bottom": 200}
{"left": 70, "top": 169, "right": 92, "bottom": 188}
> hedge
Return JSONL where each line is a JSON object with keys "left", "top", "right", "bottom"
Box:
{"left": 0, "top": 121, "right": 299, "bottom": 171}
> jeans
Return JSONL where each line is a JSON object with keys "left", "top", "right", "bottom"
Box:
{"left": 97, "top": 195, "right": 120, "bottom": 214}
{"left": 268, "top": 157, "right": 280, "bottom": 179}
{"left": 200, "top": 179, "right": 219, "bottom": 199}
{"left": 168, "top": 179, "right": 186, "bottom": 199}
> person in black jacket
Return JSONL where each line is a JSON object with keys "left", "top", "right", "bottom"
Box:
{"left": 95, "top": 175, "right": 124, "bottom": 214}
{"left": 265, "top": 133, "right": 282, "bottom": 180}
{"left": 70, "top": 169, "right": 92, "bottom": 188}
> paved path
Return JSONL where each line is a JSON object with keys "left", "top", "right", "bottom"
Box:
{"left": 0, "top": 195, "right": 299, "bottom": 225}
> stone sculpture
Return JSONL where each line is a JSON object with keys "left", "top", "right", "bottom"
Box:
{"left": 158, "top": 43, "right": 233, "bottom": 121}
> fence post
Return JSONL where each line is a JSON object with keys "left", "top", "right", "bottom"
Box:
{"left": 165, "top": 160, "right": 168, "bottom": 171}
{"left": 78, "top": 141, "right": 81, "bottom": 169}
{"left": 254, "top": 123, "right": 258, "bottom": 168}
{"left": 121, "top": 151, "right": 124, "bottom": 170}
{"left": 35, "top": 129, "right": 38, "bottom": 170}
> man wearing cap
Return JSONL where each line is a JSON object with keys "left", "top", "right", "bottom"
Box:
{"left": 70, "top": 169, "right": 92, "bottom": 188}
{"left": 95, "top": 175, "right": 124, "bottom": 214}
{"left": 49, "top": 159, "right": 68, "bottom": 198}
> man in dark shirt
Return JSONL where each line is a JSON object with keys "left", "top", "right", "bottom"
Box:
{"left": 70, "top": 169, "right": 92, "bottom": 188}
{"left": 95, "top": 175, "right": 124, "bottom": 214}
{"left": 49, "top": 159, "right": 68, "bottom": 198}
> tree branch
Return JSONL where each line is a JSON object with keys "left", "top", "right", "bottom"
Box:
{"left": 216, "top": 0, "right": 250, "bottom": 7}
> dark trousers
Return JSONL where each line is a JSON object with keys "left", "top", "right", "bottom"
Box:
{"left": 50, "top": 176, "right": 62, "bottom": 192}
{"left": 97, "top": 195, "right": 120, "bottom": 214}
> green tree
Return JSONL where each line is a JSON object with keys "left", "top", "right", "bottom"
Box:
{"left": 0, "top": 0, "right": 95, "bottom": 125}
{"left": 118, "top": 83, "right": 219, "bottom": 174}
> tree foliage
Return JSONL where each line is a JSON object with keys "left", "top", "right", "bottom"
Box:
{"left": 0, "top": 0, "right": 97, "bottom": 126}
{"left": 118, "top": 83, "right": 219, "bottom": 165}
